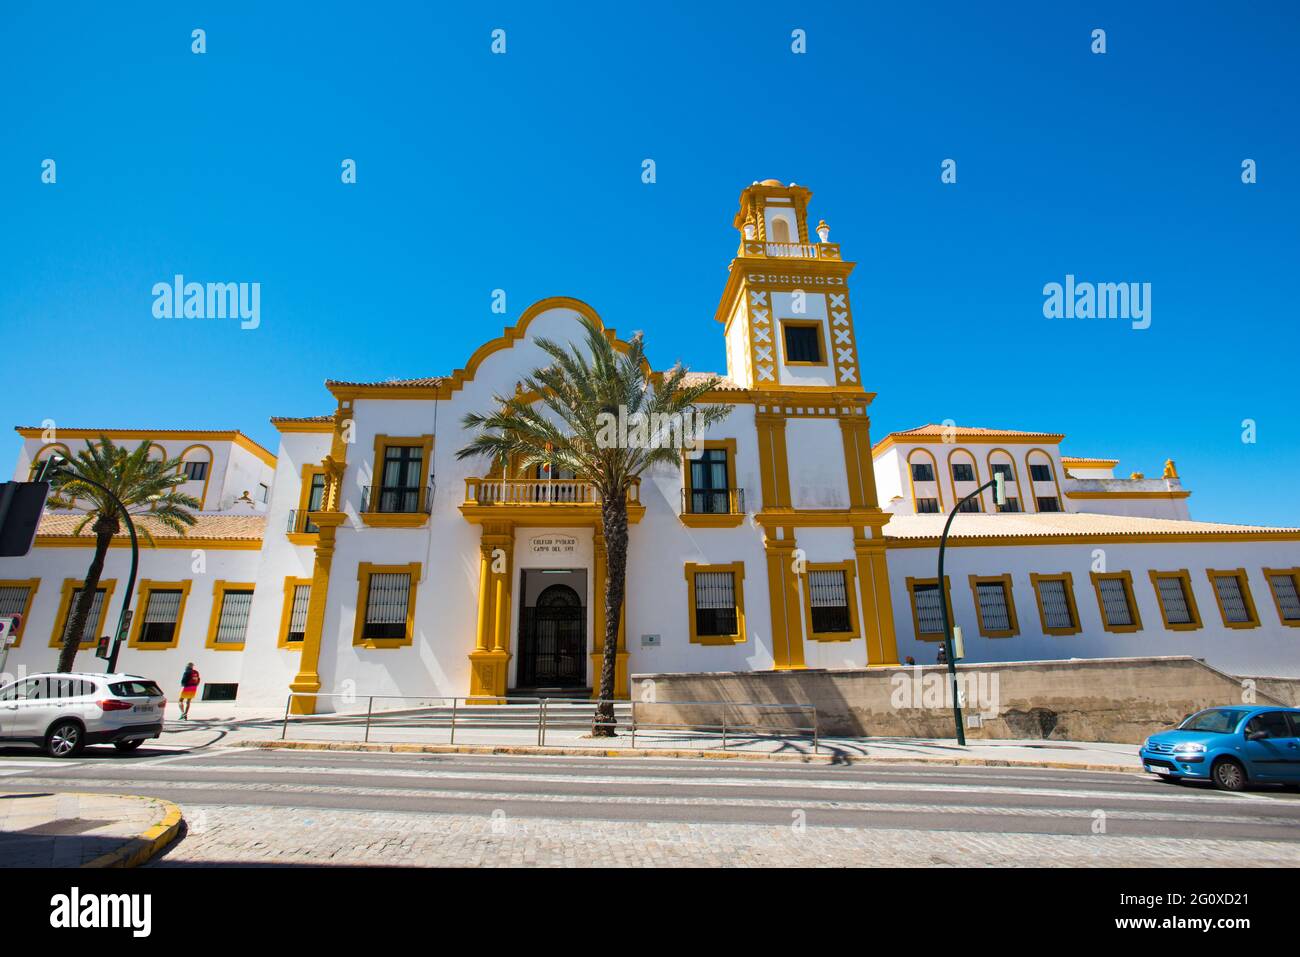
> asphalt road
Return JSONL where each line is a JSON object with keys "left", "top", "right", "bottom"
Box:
{"left": 1, "top": 743, "right": 1297, "bottom": 866}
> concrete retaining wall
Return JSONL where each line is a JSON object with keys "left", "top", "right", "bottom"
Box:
{"left": 631, "top": 656, "right": 1288, "bottom": 745}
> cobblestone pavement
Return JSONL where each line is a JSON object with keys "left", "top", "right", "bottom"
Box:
{"left": 159, "top": 802, "right": 1299, "bottom": 867}
{"left": 2, "top": 748, "right": 1297, "bottom": 867}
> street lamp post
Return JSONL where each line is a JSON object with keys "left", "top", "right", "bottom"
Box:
{"left": 37, "top": 455, "right": 140, "bottom": 673}
{"left": 936, "top": 473, "right": 1005, "bottom": 747}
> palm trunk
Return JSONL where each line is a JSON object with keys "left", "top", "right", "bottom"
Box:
{"left": 57, "top": 528, "right": 115, "bottom": 673}
{"left": 592, "top": 493, "right": 628, "bottom": 736}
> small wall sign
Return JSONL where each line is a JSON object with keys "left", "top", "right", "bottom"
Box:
{"left": 529, "top": 535, "right": 577, "bottom": 555}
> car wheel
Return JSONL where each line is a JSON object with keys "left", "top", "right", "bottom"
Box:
{"left": 113, "top": 739, "right": 144, "bottom": 753}
{"left": 45, "top": 721, "right": 84, "bottom": 758}
{"left": 1211, "top": 757, "right": 1247, "bottom": 792}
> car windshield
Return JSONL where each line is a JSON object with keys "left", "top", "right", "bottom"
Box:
{"left": 1178, "top": 708, "right": 1248, "bottom": 733}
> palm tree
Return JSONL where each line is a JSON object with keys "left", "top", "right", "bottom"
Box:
{"left": 47, "top": 438, "right": 201, "bottom": 673}
{"left": 458, "top": 316, "right": 732, "bottom": 735}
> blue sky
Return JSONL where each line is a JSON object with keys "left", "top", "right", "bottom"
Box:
{"left": 2, "top": 1, "right": 1297, "bottom": 525}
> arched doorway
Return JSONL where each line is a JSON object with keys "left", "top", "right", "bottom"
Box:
{"left": 517, "top": 581, "right": 586, "bottom": 688}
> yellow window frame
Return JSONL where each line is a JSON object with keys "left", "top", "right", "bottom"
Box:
{"left": 364, "top": 435, "right": 434, "bottom": 527}
{"left": 1205, "top": 568, "right": 1260, "bottom": 630}
{"left": 0, "top": 578, "right": 40, "bottom": 647}
{"left": 684, "top": 561, "right": 746, "bottom": 645}
{"left": 968, "top": 573, "right": 1019, "bottom": 638}
{"left": 205, "top": 580, "right": 256, "bottom": 651}
{"left": 353, "top": 562, "right": 421, "bottom": 648}
{"left": 680, "top": 438, "right": 743, "bottom": 527}
{"left": 1148, "top": 569, "right": 1202, "bottom": 631}
{"left": 778, "top": 319, "right": 828, "bottom": 367}
{"left": 801, "top": 560, "right": 860, "bottom": 642}
{"left": 288, "top": 464, "right": 327, "bottom": 544}
{"left": 128, "top": 580, "right": 192, "bottom": 649}
{"left": 48, "top": 578, "right": 117, "bottom": 648}
{"left": 1029, "top": 572, "right": 1081, "bottom": 636}
{"left": 905, "top": 575, "right": 954, "bottom": 642}
{"left": 1089, "top": 570, "right": 1142, "bottom": 633}
{"left": 278, "top": 576, "right": 312, "bottom": 649}
{"left": 1262, "top": 567, "right": 1300, "bottom": 628}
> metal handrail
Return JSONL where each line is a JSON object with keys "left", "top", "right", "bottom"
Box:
{"left": 280, "top": 692, "right": 818, "bottom": 753}
{"left": 680, "top": 487, "right": 745, "bottom": 516}
{"left": 362, "top": 484, "right": 433, "bottom": 514}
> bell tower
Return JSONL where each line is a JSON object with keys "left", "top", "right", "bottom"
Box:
{"left": 715, "top": 180, "right": 862, "bottom": 392}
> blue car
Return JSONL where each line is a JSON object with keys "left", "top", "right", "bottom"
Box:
{"left": 1139, "top": 706, "right": 1300, "bottom": 791}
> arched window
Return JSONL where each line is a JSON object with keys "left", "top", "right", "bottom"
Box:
{"left": 769, "top": 218, "right": 791, "bottom": 243}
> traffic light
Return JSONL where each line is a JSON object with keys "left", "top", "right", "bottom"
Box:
{"left": 0, "top": 482, "right": 50, "bottom": 557}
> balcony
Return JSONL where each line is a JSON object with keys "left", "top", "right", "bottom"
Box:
{"left": 680, "top": 488, "right": 746, "bottom": 528}
{"left": 737, "top": 240, "right": 842, "bottom": 261}
{"left": 460, "top": 478, "right": 645, "bottom": 527}
{"left": 360, "top": 484, "right": 434, "bottom": 528}
{"left": 285, "top": 508, "right": 318, "bottom": 543}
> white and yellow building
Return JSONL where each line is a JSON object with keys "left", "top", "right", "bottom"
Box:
{"left": 3, "top": 180, "right": 1299, "bottom": 709}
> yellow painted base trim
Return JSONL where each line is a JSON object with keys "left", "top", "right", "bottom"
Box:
{"left": 468, "top": 649, "right": 511, "bottom": 700}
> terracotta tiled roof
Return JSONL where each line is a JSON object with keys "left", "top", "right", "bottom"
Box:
{"left": 323, "top": 377, "right": 446, "bottom": 389}
{"left": 269, "top": 414, "right": 332, "bottom": 423}
{"left": 1061, "top": 456, "right": 1118, "bottom": 464}
{"left": 680, "top": 371, "right": 744, "bottom": 391}
{"left": 884, "top": 513, "right": 1300, "bottom": 542}
{"left": 36, "top": 512, "right": 265, "bottom": 542}
{"left": 886, "top": 424, "right": 1063, "bottom": 439}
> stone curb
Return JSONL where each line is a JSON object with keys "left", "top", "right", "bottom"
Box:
{"left": 236, "top": 739, "right": 1142, "bottom": 774}
{"left": 82, "top": 794, "right": 185, "bottom": 869}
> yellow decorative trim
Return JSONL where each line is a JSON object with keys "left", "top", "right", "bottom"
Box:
{"left": 1028, "top": 572, "right": 1082, "bottom": 636}
{"left": 0, "top": 578, "right": 40, "bottom": 647}
{"left": 278, "top": 577, "right": 312, "bottom": 649}
{"left": 204, "top": 580, "right": 256, "bottom": 651}
{"left": 986, "top": 448, "right": 1026, "bottom": 513}
{"left": 1262, "top": 567, "right": 1300, "bottom": 628}
{"left": 176, "top": 443, "right": 215, "bottom": 510}
{"left": 272, "top": 419, "right": 336, "bottom": 434}
{"left": 28, "top": 443, "right": 72, "bottom": 481}
{"left": 352, "top": 562, "right": 421, "bottom": 649}
{"left": 1089, "top": 570, "right": 1142, "bottom": 634}
{"left": 947, "top": 447, "right": 983, "bottom": 512}
{"left": 1024, "top": 447, "right": 1065, "bottom": 513}
{"left": 1148, "top": 569, "right": 1203, "bottom": 631}
{"left": 906, "top": 447, "right": 944, "bottom": 513}
{"left": 1065, "top": 490, "right": 1191, "bottom": 500}
{"left": 48, "top": 578, "right": 116, "bottom": 648}
{"left": 801, "top": 561, "right": 860, "bottom": 642}
{"left": 753, "top": 508, "right": 891, "bottom": 529}
{"left": 288, "top": 464, "right": 326, "bottom": 544}
{"left": 16, "top": 429, "right": 276, "bottom": 468}
{"left": 967, "top": 573, "right": 1019, "bottom": 638}
{"left": 778, "top": 319, "right": 828, "bottom": 366}
{"left": 127, "top": 580, "right": 192, "bottom": 649}
{"left": 884, "top": 530, "right": 1300, "bottom": 548}
{"left": 684, "top": 561, "right": 746, "bottom": 645}
{"left": 905, "top": 576, "right": 954, "bottom": 643}
{"left": 1204, "top": 568, "right": 1259, "bottom": 630}
{"left": 873, "top": 432, "right": 1065, "bottom": 456}
{"left": 1061, "top": 457, "right": 1119, "bottom": 469}
{"left": 33, "top": 535, "right": 263, "bottom": 551}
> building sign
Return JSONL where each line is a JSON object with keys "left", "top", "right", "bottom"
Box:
{"left": 529, "top": 535, "right": 577, "bottom": 555}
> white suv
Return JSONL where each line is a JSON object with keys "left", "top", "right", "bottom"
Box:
{"left": 0, "top": 673, "right": 166, "bottom": 757}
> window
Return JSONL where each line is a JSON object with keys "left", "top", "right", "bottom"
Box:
{"left": 367, "top": 436, "right": 433, "bottom": 520}
{"left": 769, "top": 217, "right": 791, "bottom": 243}
{"left": 1206, "top": 569, "right": 1259, "bottom": 629}
{"left": 688, "top": 448, "right": 731, "bottom": 514}
{"left": 991, "top": 463, "right": 1013, "bottom": 481}
{"left": 781, "top": 322, "right": 825, "bottom": 364}
{"left": 1244, "top": 711, "right": 1291, "bottom": 741}
{"left": 685, "top": 563, "right": 745, "bottom": 644}
{"left": 803, "top": 563, "right": 859, "bottom": 641}
{"left": 956, "top": 497, "right": 981, "bottom": 513}
{"left": 1030, "top": 573, "right": 1080, "bottom": 636}
{"left": 1030, "top": 463, "right": 1053, "bottom": 482}
{"left": 1090, "top": 571, "right": 1141, "bottom": 632}
{"left": 906, "top": 577, "right": 952, "bottom": 641}
{"left": 911, "top": 462, "right": 935, "bottom": 482}
{"left": 0, "top": 579, "right": 39, "bottom": 647}
{"left": 206, "top": 581, "right": 255, "bottom": 649}
{"left": 1036, "top": 496, "right": 1061, "bottom": 512}
{"left": 951, "top": 463, "right": 975, "bottom": 483}
{"left": 1263, "top": 568, "right": 1300, "bottom": 626}
{"left": 1149, "top": 570, "right": 1202, "bottom": 631}
{"left": 183, "top": 460, "right": 208, "bottom": 481}
{"left": 257, "top": 482, "right": 270, "bottom": 504}
{"left": 129, "top": 582, "right": 192, "bottom": 647}
{"left": 279, "top": 578, "right": 312, "bottom": 647}
{"left": 996, "top": 498, "right": 1020, "bottom": 513}
{"left": 353, "top": 563, "right": 420, "bottom": 647}
{"left": 915, "top": 497, "right": 940, "bottom": 514}
{"left": 202, "top": 683, "right": 239, "bottom": 701}
{"left": 49, "top": 578, "right": 116, "bottom": 648}
{"left": 969, "top": 575, "right": 1018, "bottom": 637}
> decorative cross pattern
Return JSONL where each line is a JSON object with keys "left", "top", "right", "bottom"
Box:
{"left": 749, "top": 289, "right": 775, "bottom": 384}
{"left": 828, "top": 292, "right": 859, "bottom": 385}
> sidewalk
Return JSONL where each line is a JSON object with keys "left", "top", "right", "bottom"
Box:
{"left": 159, "top": 702, "right": 1145, "bottom": 772}
{"left": 0, "top": 792, "right": 182, "bottom": 868}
